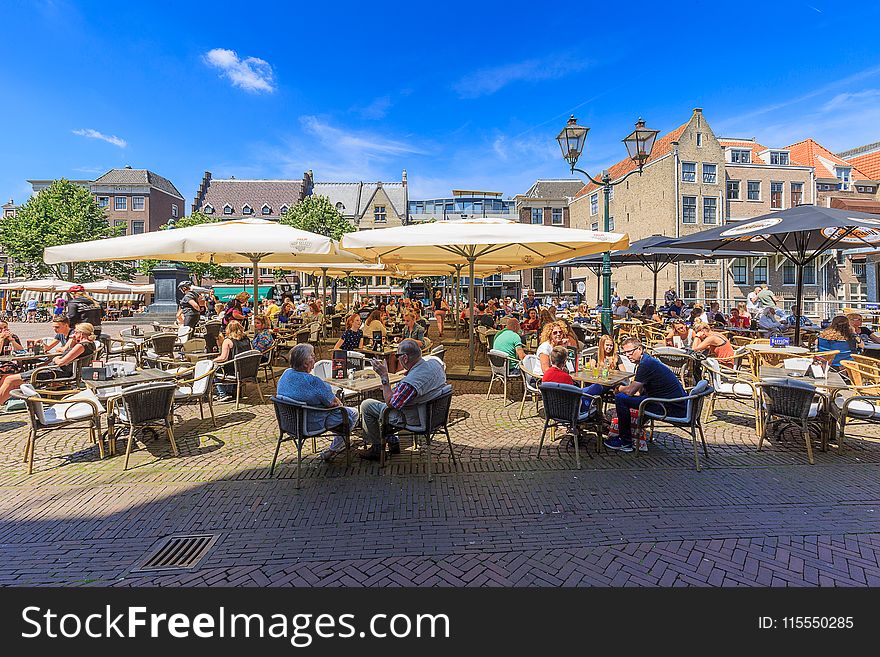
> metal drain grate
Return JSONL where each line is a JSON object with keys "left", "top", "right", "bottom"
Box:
{"left": 133, "top": 534, "right": 220, "bottom": 572}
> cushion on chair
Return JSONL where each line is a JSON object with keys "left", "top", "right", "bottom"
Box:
{"left": 762, "top": 402, "right": 821, "bottom": 418}
{"left": 717, "top": 382, "right": 754, "bottom": 397}
{"left": 834, "top": 396, "right": 880, "bottom": 419}
{"left": 41, "top": 389, "right": 104, "bottom": 426}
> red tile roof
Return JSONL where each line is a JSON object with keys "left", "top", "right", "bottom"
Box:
{"left": 787, "top": 138, "right": 874, "bottom": 181}
{"left": 717, "top": 138, "right": 769, "bottom": 164}
{"left": 844, "top": 150, "right": 880, "bottom": 181}
{"left": 575, "top": 123, "right": 688, "bottom": 198}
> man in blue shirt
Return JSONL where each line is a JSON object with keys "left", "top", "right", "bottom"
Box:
{"left": 605, "top": 337, "right": 686, "bottom": 453}
{"left": 276, "top": 343, "right": 359, "bottom": 461}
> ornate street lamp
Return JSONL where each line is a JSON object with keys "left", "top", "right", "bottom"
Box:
{"left": 556, "top": 115, "right": 659, "bottom": 335}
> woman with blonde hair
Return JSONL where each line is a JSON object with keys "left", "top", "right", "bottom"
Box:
{"left": 213, "top": 320, "right": 251, "bottom": 402}
{"left": 537, "top": 320, "right": 577, "bottom": 373}
{"left": 589, "top": 334, "right": 625, "bottom": 371}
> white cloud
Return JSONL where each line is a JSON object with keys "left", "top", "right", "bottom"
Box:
{"left": 356, "top": 96, "right": 393, "bottom": 120}
{"left": 203, "top": 48, "right": 276, "bottom": 93}
{"left": 453, "top": 54, "right": 590, "bottom": 98}
{"left": 822, "top": 89, "right": 880, "bottom": 112}
{"left": 72, "top": 128, "right": 126, "bottom": 148}
{"left": 73, "top": 166, "right": 105, "bottom": 174}
{"left": 300, "top": 116, "right": 427, "bottom": 158}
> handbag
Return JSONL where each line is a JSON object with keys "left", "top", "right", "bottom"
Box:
{"left": 0, "top": 360, "right": 21, "bottom": 375}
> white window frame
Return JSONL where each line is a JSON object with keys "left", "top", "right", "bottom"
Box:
{"left": 770, "top": 151, "right": 790, "bottom": 165}
{"left": 790, "top": 182, "right": 804, "bottom": 207}
{"left": 203, "top": 204, "right": 214, "bottom": 214}
{"left": 590, "top": 193, "right": 598, "bottom": 216}
{"left": 131, "top": 220, "right": 145, "bottom": 235}
{"left": 682, "top": 196, "right": 697, "bottom": 224}
{"left": 280, "top": 204, "right": 289, "bottom": 215}
{"left": 114, "top": 196, "right": 127, "bottom": 211}
{"left": 747, "top": 181, "right": 761, "bottom": 201}
{"left": 702, "top": 163, "right": 717, "bottom": 184}
{"left": 704, "top": 281, "right": 719, "bottom": 301}
{"left": 730, "top": 149, "right": 751, "bottom": 164}
{"left": 242, "top": 204, "right": 253, "bottom": 215}
{"left": 782, "top": 261, "right": 796, "bottom": 285}
{"left": 682, "top": 281, "right": 698, "bottom": 302}
{"left": 131, "top": 196, "right": 145, "bottom": 211}
{"left": 732, "top": 258, "right": 748, "bottom": 285}
{"left": 753, "top": 257, "right": 768, "bottom": 285}
{"left": 696, "top": 132, "right": 703, "bottom": 147}
{"left": 374, "top": 205, "right": 387, "bottom": 223}
{"left": 223, "top": 204, "right": 233, "bottom": 215}
{"left": 171, "top": 203, "right": 178, "bottom": 217}
{"left": 590, "top": 221, "right": 599, "bottom": 231}
{"left": 770, "top": 182, "right": 784, "bottom": 210}
{"left": 681, "top": 162, "right": 697, "bottom": 183}
{"left": 97, "top": 196, "right": 110, "bottom": 208}
{"left": 531, "top": 207, "right": 543, "bottom": 224}
{"left": 262, "top": 204, "right": 272, "bottom": 215}
{"left": 702, "top": 197, "right": 717, "bottom": 224}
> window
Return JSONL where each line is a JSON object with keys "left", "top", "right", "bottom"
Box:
{"left": 590, "top": 221, "right": 599, "bottom": 231}
{"left": 681, "top": 162, "right": 696, "bottom": 182}
{"left": 280, "top": 204, "right": 289, "bottom": 215}
{"left": 531, "top": 208, "right": 543, "bottom": 224}
{"left": 753, "top": 257, "right": 768, "bottom": 284}
{"left": 791, "top": 182, "right": 804, "bottom": 207}
{"left": 97, "top": 196, "right": 109, "bottom": 208}
{"left": 818, "top": 183, "right": 833, "bottom": 191}
{"left": 730, "top": 149, "right": 751, "bottom": 163}
{"left": 747, "top": 181, "right": 761, "bottom": 201}
{"left": 132, "top": 220, "right": 145, "bottom": 235}
{"left": 242, "top": 204, "right": 253, "bottom": 215}
{"left": 115, "top": 196, "right": 127, "bottom": 210}
{"left": 836, "top": 167, "right": 852, "bottom": 190}
{"left": 704, "top": 281, "right": 719, "bottom": 301}
{"left": 803, "top": 262, "right": 816, "bottom": 285}
{"left": 770, "top": 151, "right": 790, "bottom": 165}
{"left": 836, "top": 250, "right": 845, "bottom": 266}
{"left": 262, "top": 204, "right": 271, "bottom": 215}
{"left": 783, "top": 261, "right": 796, "bottom": 285}
{"left": 532, "top": 268, "right": 543, "bottom": 293}
{"left": 608, "top": 216, "right": 615, "bottom": 231}
{"left": 223, "top": 204, "right": 233, "bottom": 215}
{"left": 683, "top": 281, "right": 698, "bottom": 301}
{"left": 374, "top": 205, "right": 387, "bottom": 223}
{"left": 732, "top": 258, "right": 748, "bottom": 285}
{"left": 770, "top": 182, "right": 783, "bottom": 209}
{"left": 204, "top": 204, "right": 214, "bottom": 214}
{"left": 590, "top": 193, "right": 598, "bottom": 216}
{"left": 703, "top": 197, "right": 717, "bottom": 224}
{"left": 608, "top": 187, "right": 613, "bottom": 201}
{"left": 727, "top": 180, "right": 741, "bottom": 200}
{"left": 696, "top": 132, "right": 703, "bottom": 147}
{"left": 551, "top": 208, "right": 563, "bottom": 225}
{"left": 129, "top": 196, "right": 144, "bottom": 211}
{"left": 114, "top": 220, "right": 127, "bottom": 235}
{"left": 682, "top": 196, "right": 697, "bottom": 223}
{"left": 853, "top": 262, "right": 867, "bottom": 279}
{"left": 172, "top": 204, "right": 178, "bottom": 217}
{"left": 702, "top": 163, "right": 717, "bottom": 184}
{"left": 703, "top": 258, "right": 716, "bottom": 265}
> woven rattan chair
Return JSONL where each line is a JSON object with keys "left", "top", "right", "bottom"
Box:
{"left": 652, "top": 347, "right": 696, "bottom": 388}
{"left": 203, "top": 321, "right": 223, "bottom": 354}
{"left": 487, "top": 349, "right": 519, "bottom": 404}
{"left": 12, "top": 385, "right": 105, "bottom": 475}
{"left": 638, "top": 379, "right": 714, "bottom": 471}
{"left": 109, "top": 381, "right": 178, "bottom": 470}
{"left": 259, "top": 344, "right": 278, "bottom": 386}
{"left": 755, "top": 378, "right": 827, "bottom": 465}
{"left": 269, "top": 395, "right": 354, "bottom": 489}
{"left": 173, "top": 360, "right": 218, "bottom": 427}
{"left": 378, "top": 384, "right": 455, "bottom": 480}
{"left": 215, "top": 349, "right": 265, "bottom": 409}
{"left": 537, "top": 381, "right": 603, "bottom": 469}
{"left": 519, "top": 354, "right": 543, "bottom": 419}
{"left": 145, "top": 332, "right": 177, "bottom": 360}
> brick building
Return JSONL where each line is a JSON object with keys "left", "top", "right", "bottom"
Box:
{"left": 314, "top": 171, "right": 407, "bottom": 229}
{"left": 191, "top": 170, "right": 312, "bottom": 220}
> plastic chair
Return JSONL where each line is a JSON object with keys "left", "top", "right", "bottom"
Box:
{"left": 537, "top": 382, "right": 603, "bottom": 469}
{"left": 637, "top": 379, "right": 714, "bottom": 471}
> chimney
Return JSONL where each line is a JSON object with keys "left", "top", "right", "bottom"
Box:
{"left": 124, "top": 164, "right": 132, "bottom": 169}
{"left": 693, "top": 108, "right": 702, "bottom": 114}
{"left": 401, "top": 169, "right": 407, "bottom": 183}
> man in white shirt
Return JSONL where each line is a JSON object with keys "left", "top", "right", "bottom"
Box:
{"left": 746, "top": 286, "right": 761, "bottom": 316}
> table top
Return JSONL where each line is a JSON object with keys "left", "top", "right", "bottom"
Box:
{"left": 759, "top": 366, "right": 848, "bottom": 391}
{"left": 321, "top": 371, "right": 404, "bottom": 393}
{"left": 83, "top": 367, "right": 176, "bottom": 391}
{"left": 357, "top": 347, "right": 398, "bottom": 357}
{"left": 0, "top": 352, "right": 49, "bottom": 362}
{"left": 744, "top": 344, "right": 809, "bottom": 354}
{"left": 570, "top": 369, "right": 635, "bottom": 387}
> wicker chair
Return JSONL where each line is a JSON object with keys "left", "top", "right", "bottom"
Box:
{"left": 518, "top": 354, "right": 543, "bottom": 419}
{"left": 638, "top": 379, "right": 714, "bottom": 471}
{"left": 26, "top": 350, "right": 94, "bottom": 393}
{"left": 203, "top": 321, "right": 223, "bottom": 354}
{"left": 12, "top": 385, "right": 105, "bottom": 475}
{"left": 269, "top": 395, "right": 354, "bottom": 489}
{"left": 652, "top": 347, "right": 696, "bottom": 388}
{"left": 755, "top": 378, "right": 827, "bottom": 465}
{"left": 486, "top": 349, "right": 520, "bottom": 404}
{"left": 537, "top": 382, "right": 603, "bottom": 469}
{"left": 173, "top": 360, "right": 218, "bottom": 427}
{"left": 258, "top": 344, "right": 278, "bottom": 386}
{"left": 702, "top": 357, "right": 759, "bottom": 432}
{"left": 377, "top": 384, "right": 455, "bottom": 480}
{"left": 145, "top": 333, "right": 177, "bottom": 360}
{"left": 429, "top": 345, "right": 446, "bottom": 362}
{"left": 109, "top": 381, "right": 178, "bottom": 470}
{"left": 214, "top": 349, "right": 265, "bottom": 409}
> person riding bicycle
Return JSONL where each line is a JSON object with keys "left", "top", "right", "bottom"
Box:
{"left": 65, "top": 285, "right": 102, "bottom": 338}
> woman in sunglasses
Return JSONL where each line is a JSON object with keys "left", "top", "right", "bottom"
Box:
{"left": 536, "top": 320, "right": 577, "bottom": 373}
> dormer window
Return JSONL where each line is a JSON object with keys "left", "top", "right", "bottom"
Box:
{"left": 836, "top": 167, "right": 852, "bottom": 191}
{"left": 223, "top": 204, "right": 233, "bottom": 215}
{"left": 242, "top": 204, "right": 253, "bottom": 215}
{"left": 203, "top": 205, "right": 214, "bottom": 214}
{"left": 262, "top": 204, "right": 272, "bottom": 215}
{"left": 280, "top": 204, "right": 289, "bottom": 215}
{"left": 729, "top": 149, "right": 751, "bottom": 164}
{"left": 769, "top": 151, "right": 789, "bottom": 165}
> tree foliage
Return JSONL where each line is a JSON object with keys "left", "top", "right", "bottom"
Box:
{"left": 0, "top": 179, "right": 135, "bottom": 281}
{"left": 137, "top": 212, "right": 238, "bottom": 285}
{"left": 280, "top": 195, "right": 355, "bottom": 241}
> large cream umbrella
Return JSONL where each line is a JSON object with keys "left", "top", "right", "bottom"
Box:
{"left": 0, "top": 278, "right": 75, "bottom": 292}
{"left": 278, "top": 262, "right": 395, "bottom": 311}
{"left": 343, "top": 217, "right": 628, "bottom": 370}
{"left": 82, "top": 279, "right": 136, "bottom": 294}
{"left": 43, "top": 218, "right": 341, "bottom": 314}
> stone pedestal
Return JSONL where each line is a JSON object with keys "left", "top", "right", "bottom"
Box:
{"left": 147, "top": 263, "right": 191, "bottom": 316}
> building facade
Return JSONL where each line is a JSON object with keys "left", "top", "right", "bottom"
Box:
{"left": 191, "top": 170, "right": 312, "bottom": 221}
{"left": 408, "top": 189, "right": 515, "bottom": 222}
{"left": 314, "top": 171, "right": 407, "bottom": 229}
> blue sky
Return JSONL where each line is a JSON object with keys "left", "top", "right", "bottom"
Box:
{"left": 2, "top": 0, "right": 880, "bottom": 208}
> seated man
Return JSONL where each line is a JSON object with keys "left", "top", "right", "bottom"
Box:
{"left": 757, "top": 307, "right": 786, "bottom": 334}
{"left": 44, "top": 316, "right": 71, "bottom": 353}
{"left": 492, "top": 317, "right": 527, "bottom": 372}
{"left": 475, "top": 303, "right": 496, "bottom": 329}
{"left": 358, "top": 338, "right": 447, "bottom": 461}
{"left": 276, "top": 343, "right": 359, "bottom": 462}
{"left": 605, "top": 337, "right": 686, "bottom": 454}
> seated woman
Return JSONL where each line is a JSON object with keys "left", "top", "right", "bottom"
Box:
{"left": 363, "top": 309, "right": 387, "bottom": 341}
{"left": 537, "top": 320, "right": 578, "bottom": 373}
{"left": 588, "top": 334, "right": 626, "bottom": 371}
{"left": 0, "top": 320, "right": 24, "bottom": 355}
{"left": 642, "top": 305, "right": 662, "bottom": 324}
{"left": 542, "top": 346, "right": 603, "bottom": 412}
{"left": 251, "top": 314, "right": 275, "bottom": 357}
{"left": 212, "top": 320, "right": 252, "bottom": 403}
{"left": 708, "top": 302, "right": 727, "bottom": 326}
{"left": 691, "top": 322, "right": 735, "bottom": 367}
{"left": 0, "top": 322, "right": 97, "bottom": 405}
{"left": 818, "top": 315, "right": 859, "bottom": 368}
{"left": 276, "top": 343, "right": 359, "bottom": 462}
{"left": 334, "top": 313, "right": 365, "bottom": 351}
{"left": 665, "top": 320, "right": 694, "bottom": 349}
{"left": 401, "top": 312, "right": 426, "bottom": 348}
{"left": 521, "top": 308, "right": 541, "bottom": 333}
{"left": 691, "top": 303, "right": 710, "bottom": 325}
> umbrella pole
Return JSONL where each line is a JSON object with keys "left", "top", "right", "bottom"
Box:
{"left": 595, "top": 267, "right": 601, "bottom": 305}
{"left": 653, "top": 267, "right": 658, "bottom": 309}
{"left": 251, "top": 258, "right": 260, "bottom": 328}
{"left": 454, "top": 265, "right": 462, "bottom": 340}
{"left": 468, "top": 257, "right": 476, "bottom": 372}
{"left": 322, "top": 267, "right": 328, "bottom": 313}
{"left": 794, "top": 262, "right": 804, "bottom": 347}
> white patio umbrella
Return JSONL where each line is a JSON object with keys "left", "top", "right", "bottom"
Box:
{"left": 0, "top": 278, "right": 75, "bottom": 292}
{"left": 82, "top": 279, "right": 136, "bottom": 294}
{"left": 43, "top": 218, "right": 339, "bottom": 313}
{"left": 342, "top": 217, "right": 629, "bottom": 370}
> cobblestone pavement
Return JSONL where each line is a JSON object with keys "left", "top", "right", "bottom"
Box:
{"left": 1, "top": 325, "right": 880, "bottom": 587}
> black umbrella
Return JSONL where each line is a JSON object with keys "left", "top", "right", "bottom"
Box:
{"left": 668, "top": 205, "right": 880, "bottom": 345}
{"left": 555, "top": 234, "right": 752, "bottom": 308}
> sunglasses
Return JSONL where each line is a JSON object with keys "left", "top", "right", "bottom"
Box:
{"left": 551, "top": 330, "right": 566, "bottom": 335}
{"left": 621, "top": 347, "right": 641, "bottom": 355}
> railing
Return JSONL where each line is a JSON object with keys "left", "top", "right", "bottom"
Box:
{"left": 678, "top": 297, "right": 875, "bottom": 320}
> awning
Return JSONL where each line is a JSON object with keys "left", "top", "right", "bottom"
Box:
{"left": 212, "top": 285, "right": 273, "bottom": 302}
{"left": 830, "top": 197, "right": 880, "bottom": 214}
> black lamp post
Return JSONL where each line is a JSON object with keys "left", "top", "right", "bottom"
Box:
{"left": 557, "top": 116, "right": 659, "bottom": 335}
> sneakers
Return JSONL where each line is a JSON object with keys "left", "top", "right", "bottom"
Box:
{"left": 214, "top": 395, "right": 234, "bottom": 403}
{"left": 387, "top": 441, "right": 401, "bottom": 456}
{"left": 603, "top": 437, "right": 634, "bottom": 453}
{"left": 320, "top": 443, "right": 348, "bottom": 462}
{"left": 358, "top": 445, "right": 382, "bottom": 461}
{"left": 638, "top": 439, "right": 648, "bottom": 453}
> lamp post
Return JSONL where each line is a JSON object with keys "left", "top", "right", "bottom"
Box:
{"left": 556, "top": 116, "right": 659, "bottom": 336}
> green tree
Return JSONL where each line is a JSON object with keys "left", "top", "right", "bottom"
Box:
{"left": 0, "top": 179, "right": 135, "bottom": 281}
{"left": 137, "top": 212, "right": 238, "bottom": 286}
{"left": 280, "top": 195, "right": 355, "bottom": 240}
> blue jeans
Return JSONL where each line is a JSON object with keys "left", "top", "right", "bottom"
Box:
{"left": 615, "top": 393, "right": 685, "bottom": 443}
{"left": 581, "top": 383, "right": 604, "bottom": 413}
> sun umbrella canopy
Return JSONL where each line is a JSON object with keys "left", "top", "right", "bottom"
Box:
{"left": 82, "top": 279, "right": 136, "bottom": 294}
{"left": 42, "top": 218, "right": 335, "bottom": 266}
{"left": 0, "top": 278, "right": 75, "bottom": 292}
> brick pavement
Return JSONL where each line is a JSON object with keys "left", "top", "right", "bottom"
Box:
{"left": 0, "top": 334, "right": 879, "bottom": 586}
